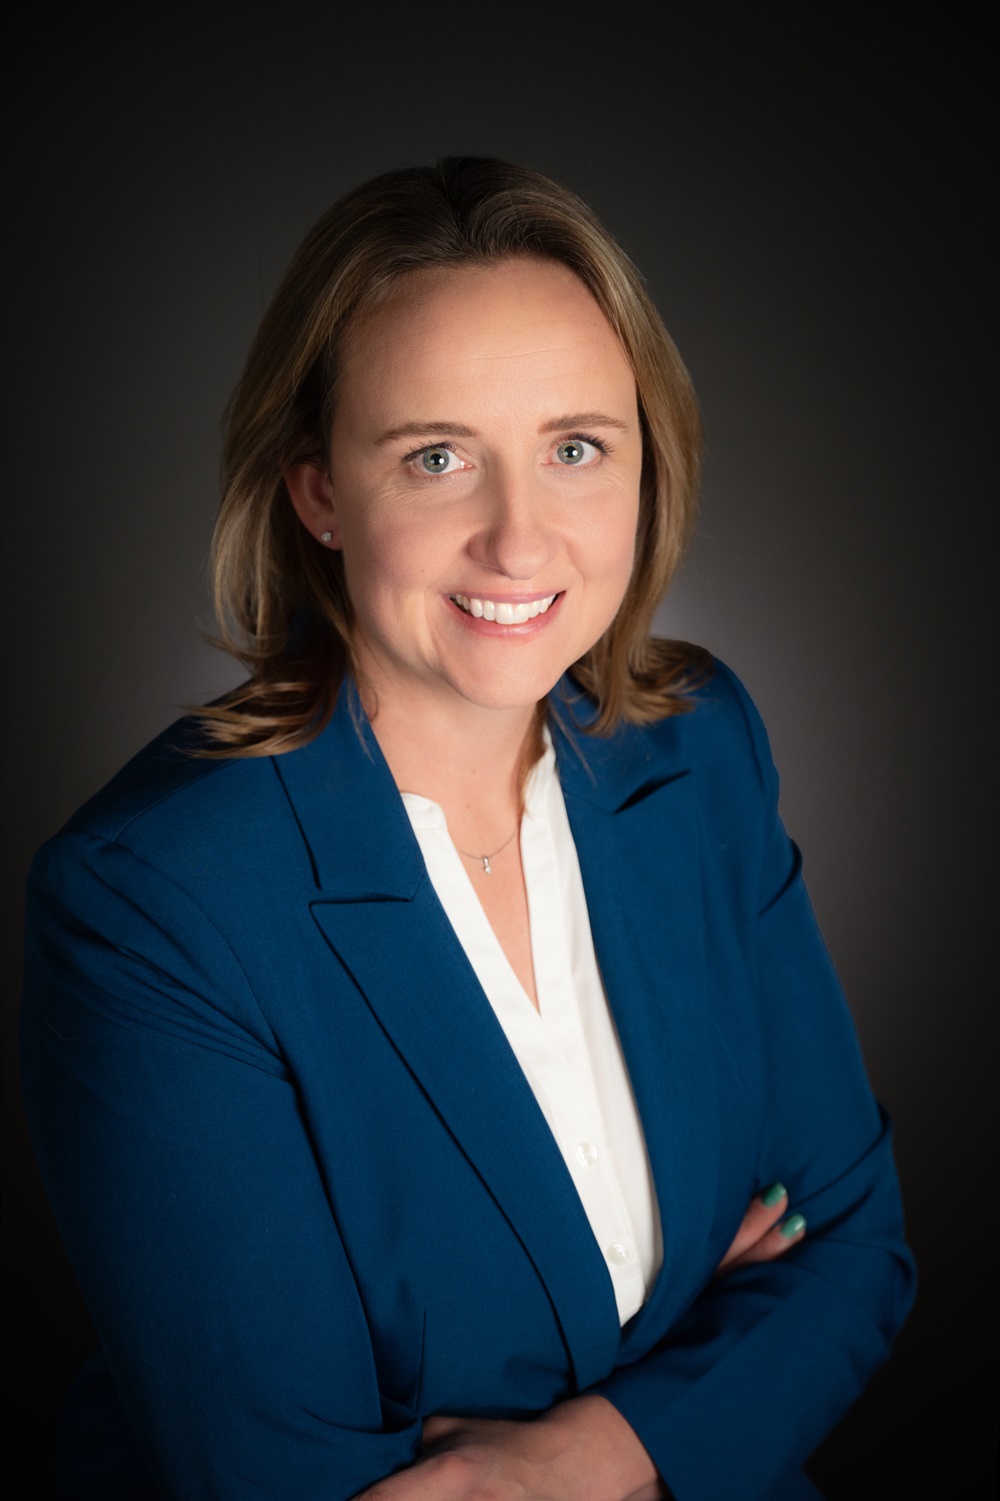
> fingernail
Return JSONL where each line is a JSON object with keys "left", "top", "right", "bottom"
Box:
{"left": 760, "top": 1182, "right": 787, "bottom": 1207}
{"left": 779, "top": 1213, "right": 806, "bottom": 1239}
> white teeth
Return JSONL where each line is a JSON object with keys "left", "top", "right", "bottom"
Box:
{"left": 497, "top": 602, "right": 533, "bottom": 624}
{"left": 452, "top": 593, "right": 557, "bottom": 621}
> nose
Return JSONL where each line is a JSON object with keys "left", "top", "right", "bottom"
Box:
{"left": 468, "top": 470, "right": 558, "bottom": 582}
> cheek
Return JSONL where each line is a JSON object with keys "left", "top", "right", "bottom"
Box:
{"left": 595, "top": 499, "right": 642, "bottom": 621}
{"left": 338, "top": 515, "right": 439, "bottom": 615}
{"left": 590, "top": 491, "right": 641, "bottom": 578}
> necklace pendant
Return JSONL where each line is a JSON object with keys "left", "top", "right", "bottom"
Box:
{"left": 482, "top": 856, "right": 493, "bottom": 874}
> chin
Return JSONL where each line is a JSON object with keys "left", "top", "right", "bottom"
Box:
{"left": 445, "top": 663, "right": 567, "bottom": 715}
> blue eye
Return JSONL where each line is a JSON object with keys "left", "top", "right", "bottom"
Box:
{"left": 419, "top": 446, "right": 458, "bottom": 474}
{"left": 555, "top": 437, "right": 601, "bottom": 466}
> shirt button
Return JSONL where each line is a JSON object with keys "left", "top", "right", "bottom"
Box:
{"left": 606, "top": 1242, "right": 630, "bottom": 1268}
{"left": 576, "top": 1141, "right": 599, "bottom": 1168}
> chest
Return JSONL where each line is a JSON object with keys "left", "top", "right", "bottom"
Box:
{"left": 189, "top": 755, "right": 771, "bottom": 1406}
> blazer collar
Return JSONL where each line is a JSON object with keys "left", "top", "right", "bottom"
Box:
{"left": 559, "top": 751, "right": 720, "bottom": 1349}
{"left": 274, "top": 676, "right": 718, "bottom": 1373}
{"left": 272, "top": 677, "right": 425, "bottom": 899}
{"left": 272, "top": 674, "right": 680, "bottom": 894}
{"left": 547, "top": 676, "right": 682, "bottom": 814}
{"left": 547, "top": 692, "right": 724, "bottom": 1345}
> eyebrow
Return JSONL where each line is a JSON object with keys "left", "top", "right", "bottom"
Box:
{"left": 540, "top": 411, "right": 631, "bottom": 435}
{"left": 376, "top": 421, "right": 477, "bottom": 445}
{"left": 375, "top": 412, "right": 631, "bottom": 445}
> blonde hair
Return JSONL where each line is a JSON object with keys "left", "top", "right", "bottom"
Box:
{"left": 199, "top": 156, "right": 710, "bottom": 755}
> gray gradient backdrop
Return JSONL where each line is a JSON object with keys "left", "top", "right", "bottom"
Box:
{"left": 4, "top": 6, "right": 995, "bottom": 1496}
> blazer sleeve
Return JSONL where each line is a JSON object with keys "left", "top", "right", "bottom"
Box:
{"left": 19, "top": 830, "right": 421, "bottom": 1501}
{"left": 587, "top": 665, "right": 916, "bottom": 1501}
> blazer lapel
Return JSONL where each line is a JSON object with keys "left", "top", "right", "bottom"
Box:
{"left": 273, "top": 683, "right": 622, "bottom": 1391}
{"left": 552, "top": 695, "right": 721, "bottom": 1345}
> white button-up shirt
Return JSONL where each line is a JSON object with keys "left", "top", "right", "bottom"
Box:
{"left": 400, "top": 734, "right": 662, "bottom": 1325}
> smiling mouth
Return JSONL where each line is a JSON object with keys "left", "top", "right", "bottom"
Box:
{"left": 451, "top": 593, "right": 560, "bottom": 624}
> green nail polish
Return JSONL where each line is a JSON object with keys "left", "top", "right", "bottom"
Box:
{"left": 760, "top": 1182, "right": 786, "bottom": 1207}
{"left": 779, "top": 1213, "right": 806, "bottom": 1239}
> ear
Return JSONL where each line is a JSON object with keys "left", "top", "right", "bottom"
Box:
{"left": 284, "top": 460, "right": 342, "bottom": 549}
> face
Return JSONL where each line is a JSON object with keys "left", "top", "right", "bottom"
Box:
{"left": 286, "top": 258, "right": 643, "bottom": 728}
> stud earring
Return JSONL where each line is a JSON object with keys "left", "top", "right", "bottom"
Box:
{"left": 320, "top": 531, "right": 333, "bottom": 543}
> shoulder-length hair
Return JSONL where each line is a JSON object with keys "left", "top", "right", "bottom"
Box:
{"left": 198, "top": 156, "right": 710, "bottom": 756}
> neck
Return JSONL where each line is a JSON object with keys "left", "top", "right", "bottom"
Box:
{"left": 374, "top": 695, "right": 535, "bottom": 800}
{"left": 354, "top": 683, "right": 541, "bottom": 845}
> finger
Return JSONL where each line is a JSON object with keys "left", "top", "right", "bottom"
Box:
{"left": 726, "top": 1213, "right": 807, "bottom": 1271}
{"left": 716, "top": 1183, "right": 788, "bottom": 1271}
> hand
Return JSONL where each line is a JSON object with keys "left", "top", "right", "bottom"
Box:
{"left": 715, "top": 1182, "right": 806, "bottom": 1276}
{"left": 350, "top": 1396, "right": 667, "bottom": 1499}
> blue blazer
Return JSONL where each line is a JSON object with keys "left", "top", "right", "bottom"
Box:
{"left": 20, "top": 661, "right": 915, "bottom": 1501}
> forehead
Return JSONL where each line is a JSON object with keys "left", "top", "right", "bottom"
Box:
{"left": 335, "top": 258, "right": 636, "bottom": 415}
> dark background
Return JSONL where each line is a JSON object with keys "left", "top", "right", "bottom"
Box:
{"left": 4, "top": 5, "right": 995, "bottom": 1495}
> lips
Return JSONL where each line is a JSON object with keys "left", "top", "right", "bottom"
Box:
{"left": 451, "top": 593, "right": 558, "bottom": 624}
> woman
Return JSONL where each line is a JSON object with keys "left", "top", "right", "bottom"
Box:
{"left": 20, "top": 157, "right": 915, "bottom": 1501}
